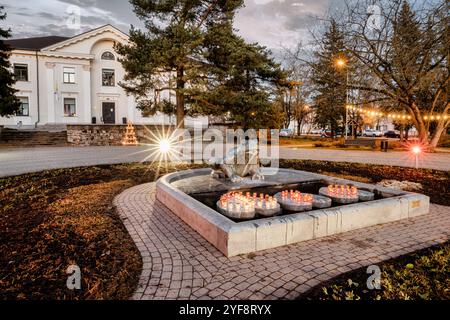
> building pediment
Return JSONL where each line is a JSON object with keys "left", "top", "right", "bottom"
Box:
{"left": 41, "top": 25, "right": 129, "bottom": 55}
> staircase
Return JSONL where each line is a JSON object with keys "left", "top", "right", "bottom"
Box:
{"left": 0, "top": 128, "right": 68, "bottom": 147}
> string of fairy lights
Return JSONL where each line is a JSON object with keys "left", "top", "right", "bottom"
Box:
{"left": 345, "top": 105, "right": 449, "bottom": 122}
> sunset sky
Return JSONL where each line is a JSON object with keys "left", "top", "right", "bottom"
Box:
{"left": 1, "top": 0, "right": 343, "bottom": 55}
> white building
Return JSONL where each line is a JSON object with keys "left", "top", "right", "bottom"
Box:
{"left": 1, "top": 25, "right": 207, "bottom": 129}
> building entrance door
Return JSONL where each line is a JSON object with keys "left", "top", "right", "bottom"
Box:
{"left": 102, "top": 102, "right": 115, "bottom": 124}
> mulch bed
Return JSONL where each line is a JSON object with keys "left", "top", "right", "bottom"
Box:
{"left": 279, "top": 160, "right": 450, "bottom": 206}
{"left": 0, "top": 163, "right": 198, "bottom": 300}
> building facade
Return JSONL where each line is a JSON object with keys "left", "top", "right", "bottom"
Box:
{"left": 1, "top": 25, "right": 207, "bottom": 129}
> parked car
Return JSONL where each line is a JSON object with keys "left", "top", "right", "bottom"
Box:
{"left": 320, "top": 130, "right": 333, "bottom": 138}
{"left": 384, "top": 130, "right": 401, "bottom": 138}
{"left": 310, "top": 129, "right": 322, "bottom": 135}
{"left": 362, "top": 129, "right": 383, "bottom": 137}
{"left": 279, "top": 129, "right": 294, "bottom": 137}
{"left": 320, "top": 129, "right": 343, "bottom": 138}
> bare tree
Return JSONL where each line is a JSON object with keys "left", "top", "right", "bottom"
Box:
{"left": 282, "top": 43, "right": 314, "bottom": 135}
{"left": 336, "top": 0, "right": 449, "bottom": 148}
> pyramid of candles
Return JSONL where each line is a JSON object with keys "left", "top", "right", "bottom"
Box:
{"left": 327, "top": 185, "right": 358, "bottom": 198}
{"left": 280, "top": 190, "right": 314, "bottom": 204}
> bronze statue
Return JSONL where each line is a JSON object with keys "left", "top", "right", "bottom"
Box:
{"left": 208, "top": 138, "right": 264, "bottom": 183}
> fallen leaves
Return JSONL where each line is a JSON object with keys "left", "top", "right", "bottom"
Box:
{"left": 0, "top": 162, "right": 197, "bottom": 300}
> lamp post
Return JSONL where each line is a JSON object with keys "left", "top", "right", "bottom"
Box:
{"left": 335, "top": 58, "right": 349, "bottom": 140}
{"left": 412, "top": 145, "right": 421, "bottom": 169}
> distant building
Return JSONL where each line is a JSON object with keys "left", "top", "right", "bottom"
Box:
{"left": 1, "top": 25, "right": 207, "bottom": 129}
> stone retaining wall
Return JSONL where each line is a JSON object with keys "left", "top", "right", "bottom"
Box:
{"left": 67, "top": 124, "right": 175, "bottom": 146}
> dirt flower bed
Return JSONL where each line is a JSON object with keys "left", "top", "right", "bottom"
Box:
{"left": 297, "top": 242, "right": 450, "bottom": 300}
{"left": 0, "top": 163, "right": 198, "bottom": 300}
{"left": 279, "top": 160, "right": 450, "bottom": 206}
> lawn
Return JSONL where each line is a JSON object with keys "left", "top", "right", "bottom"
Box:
{"left": 0, "top": 160, "right": 448, "bottom": 300}
{"left": 279, "top": 137, "right": 319, "bottom": 146}
{"left": 280, "top": 137, "right": 384, "bottom": 151}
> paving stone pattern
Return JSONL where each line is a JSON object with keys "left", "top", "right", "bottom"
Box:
{"left": 114, "top": 183, "right": 450, "bottom": 300}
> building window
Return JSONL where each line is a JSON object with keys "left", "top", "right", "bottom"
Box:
{"left": 101, "top": 51, "right": 115, "bottom": 60}
{"left": 63, "top": 67, "right": 76, "bottom": 83}
{"left": 64, "top": 98, "right": 76, "bottom": 117}
{"left": 102, "top": 69, "right": 115, "bottom": 86}
{"left": 14, "top": 64, "right": 28, "bottom": 81}
{"left": 17, "top": 97, "right": 29, "bottom": 116}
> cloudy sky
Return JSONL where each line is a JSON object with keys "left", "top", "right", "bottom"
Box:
{"left": 1, "top": 0, "right": 343, "bottom": 55}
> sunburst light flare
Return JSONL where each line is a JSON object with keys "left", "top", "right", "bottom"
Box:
{"left": 158, "top": 138, "right": 172, "bottom": 154}
{"left": 125, "top": 123, "right": 199, "bottom": 178}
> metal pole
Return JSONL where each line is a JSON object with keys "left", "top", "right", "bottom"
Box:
{"left": 345, "top": 67, "right": 349, "bottom": 140}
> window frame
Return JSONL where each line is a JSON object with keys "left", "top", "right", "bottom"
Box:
{"left": 16, "top": 96, "right": 30, "bottom": 116}
{"left": 14, "top": 63, "right": 29, "bottom": 82}
{"left": 102, "top": 68, "right": 115, "bottom": 87}
{"left": 63, "top": 97, "right": 77, "bottom": 117}
{"left": 101, "top": 51, "right": 115, "bottom": 60}
{"left": 63, "top": 66, "right": 76, "bottom": 84}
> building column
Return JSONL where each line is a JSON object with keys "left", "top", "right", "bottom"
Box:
{"left": 127, "top": 95, "right": 135, "bottom": 124}
{"left": 45, "top": 62, "right": 56, "bottom": 124}
{"left": 82, "top": 65, "right": 92, "bottom": 124}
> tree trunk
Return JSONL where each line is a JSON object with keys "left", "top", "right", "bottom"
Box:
{"left": 429, "top": 119, "right": 448, "bottom": 149}
{"left": 176, "top": 67, "right": 185, "bottom": 128}
{"left": 399, "top": 124, "right": 404, "bottom": 142}
{"left": 411, "top": 103, "right": 428, "bottom": 143}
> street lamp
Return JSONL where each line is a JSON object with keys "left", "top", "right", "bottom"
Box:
{"left": 411, "top": 145, "right": 422, "bottom": 169}
{"left": 335, "top": 58, "right": 346, "bottom": 68}
{"left": 335, "top": 58, "right": 349, "bottom": 140}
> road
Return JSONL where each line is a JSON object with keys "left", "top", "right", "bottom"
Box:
{"left": 0, "top": 145, "right": 448, "bottom": 178}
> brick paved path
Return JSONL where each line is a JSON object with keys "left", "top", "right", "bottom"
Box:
{"left": 114, "top": 183, "right": 450, "bottom": 300}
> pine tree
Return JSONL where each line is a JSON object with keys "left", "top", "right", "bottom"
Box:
{"left": 116, "top": 0, "right": 244, "bottom": 128}
{"left": 116, "top": 0, "right": 286, "bottom": 130}
{"left": 0, "top": 6, "right": 20, "bottom": 117}
{"left": 311, "top": 20, "right": 347, "bottom": 135}
{"left": 391, "top": 1, "right": 423, "bottom": 96}
{"left": 193, "top": 22, "right": 287, "bottom": 129}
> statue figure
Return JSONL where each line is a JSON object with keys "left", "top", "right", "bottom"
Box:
{"left": 208, "top": 137, "right": 264, "bottom": 183}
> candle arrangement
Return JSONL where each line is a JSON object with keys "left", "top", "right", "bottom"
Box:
{"left": 274, "top": 190, "right": 314, "bottom": 212}
{"left": 327, "top": 185, "right": 358, "bottom": 198}
{"left": 319, "top": 184, "right": 360, "bottom": 204}
{"left": 217, "top": 191, "right": 280, "bottom": 219}
{"left": 254, "top": 193, "right": 281, "bottom": 217}
{"left": 280, "top": 190, "right": 314, "bottom": 203}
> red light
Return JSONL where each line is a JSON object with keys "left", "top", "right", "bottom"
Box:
{"left": 412, "top": 146, "right": 421, "bottom": 155}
